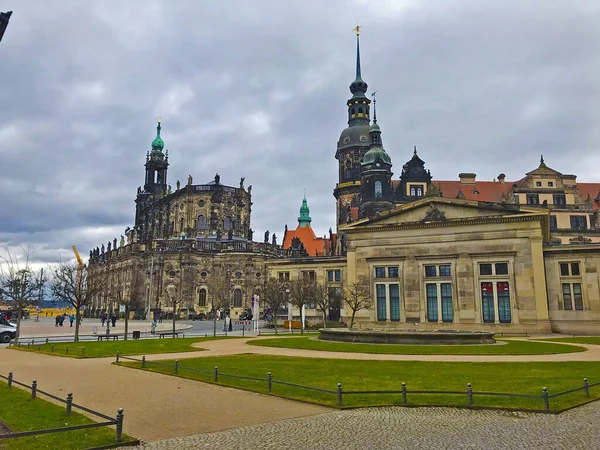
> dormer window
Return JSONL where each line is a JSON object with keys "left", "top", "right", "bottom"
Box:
{"left": 536, "top": 182, "right": 542, "bottom": 187}
{"left": 410, "top": 186, "right": 423, "bottom": 197}
{"left": 548, "top": 182, "right": 554, "bottom": 187}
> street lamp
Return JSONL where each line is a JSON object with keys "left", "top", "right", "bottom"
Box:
{"left": 0, "top": 11, "right": 12, "bottom": 42}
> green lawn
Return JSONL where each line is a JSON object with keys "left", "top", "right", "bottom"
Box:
{"left": 119, "top": 354, "right": 600, "bottom": 412}
{"left": 247, "top": 336, "right": 584, "bottom": 355}
{"left": 0, "top": 382, "right": 135, "bottom": 450}
{"left": 9, "top": 336, "right": 237, "bottom": 359}
{"left": 539, "top": 337, "right": 600, "bottom": 345}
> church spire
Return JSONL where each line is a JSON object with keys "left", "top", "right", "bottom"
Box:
{"left": 354, "top": 25, "right": 362, "bottom": 80}
{"left": 298, "top": 195, "right": 312, "bottom": 228}
{"left": 151, "top": 119, "right": 165, "bottom": 154}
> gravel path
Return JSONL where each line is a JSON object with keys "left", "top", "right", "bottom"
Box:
{"left": 0, "top": 348, "right": 329, "bottom": 441}
{"left": 121, "top": 401, "right": 600, "bottom": 450}
{"left": 170, "top": 336, "right": 600, "bottom": 363}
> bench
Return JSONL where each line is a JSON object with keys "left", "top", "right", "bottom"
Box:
{"left": 159, "top": 332, "right": 179, "bottom": 338}
{"left": 97, "top": 335, "right": 119, "bottom": 341}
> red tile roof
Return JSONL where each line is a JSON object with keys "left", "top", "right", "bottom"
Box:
{"left": 282, "top": 225, "right": 336, "bottom": 256}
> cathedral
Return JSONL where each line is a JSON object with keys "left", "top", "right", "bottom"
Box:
{"left": 88, "top": 31, "right": 600, "bottom": 334}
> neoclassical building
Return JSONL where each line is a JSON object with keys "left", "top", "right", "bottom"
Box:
{"left": 89, "top": 32, "right": 600, "bottom": 334}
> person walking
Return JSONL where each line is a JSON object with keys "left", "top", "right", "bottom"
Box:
{"left": 151, "top": 320, "right": 157, "bottom": 335}
{"left": 101, "top": 314, "right": 106, "bottom": 327}
{"left": 55, "top": 315, "right": 60, "bottom": 327}
{"left": 111, "top": 314, "right": 117, "bottom": 327}
{"left": 69, "top": 314, "right": 75, "bottom": 327}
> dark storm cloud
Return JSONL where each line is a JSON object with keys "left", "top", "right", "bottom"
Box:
{"left": 1, "top": 0, "right": 600, "bottom": 264}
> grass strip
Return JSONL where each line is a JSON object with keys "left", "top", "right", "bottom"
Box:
{"left": 119, "top": 354, "right": 600, "bottom": 412}
{"left": 9, "top": 336, "right": 237, "bottom": 359}
{"left": 539, "top": 337, "right": 600, "bottom": 346}
{"left": 247, "top": 336, "right": 584, "bottom": 355}
{"left": 0, "top": 382, "right": 135, "bottom": 450}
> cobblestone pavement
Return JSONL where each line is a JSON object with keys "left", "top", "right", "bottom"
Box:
{"left": 124, "top": 402, "right": 600, "bottom": 450}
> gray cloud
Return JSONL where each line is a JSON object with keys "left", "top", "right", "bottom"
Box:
{"left": 2, "top": 0, "right": 600, "bottom": 263}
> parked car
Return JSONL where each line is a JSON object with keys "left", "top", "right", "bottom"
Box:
{"left": 0, "top": 315, "right": 16, "bottom": 343}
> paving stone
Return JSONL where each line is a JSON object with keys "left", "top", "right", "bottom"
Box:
{"left": 121, "top": 402, "right": 600, "bottom": 450}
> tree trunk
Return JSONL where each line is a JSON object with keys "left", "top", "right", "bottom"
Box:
{"left": 15, "top": 310, "right": 21, "bottom": 344}
{"left": 300, "top": 304, "right": 304, "bottom": 334}
{"left": 74, "top": 307, "right": 81, "bottom": 342}
{"left": 273, "top": 315, "right": 278, "bottom": 335}
{"left": 213, "top": 316, "right": 217, "bottom": 337}
{"left": 172, "top": 310, "right": 176, "bottom": 338}
{"left": 322, "top": 310, "right": 327, "bottom": 329}
{"left": 124, "top": 306, "right": 129, "bottom": 341}
{"left": 350, "top": 310, "right": 357, "bottom": 329}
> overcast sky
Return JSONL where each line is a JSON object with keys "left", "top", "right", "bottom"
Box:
{"left": 2, "top": 0, "right": 600, "bottom": 265}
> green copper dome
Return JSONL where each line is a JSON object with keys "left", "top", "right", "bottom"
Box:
{"left": 362, "top": 146, "right": 391, "bottom": 166}
{"left": 151, "top": 120, "right": 164, "bottom": 153}
{"left": 298, "top": 196, "right": 312, "bottom": 228}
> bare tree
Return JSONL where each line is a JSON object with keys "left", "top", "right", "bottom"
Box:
{"left": 0, "top": 247, "right": 46, "bottom": 344}
{"left": 261, "top": 277, "right": 288, "bottom": 334}
{"left": 288, "top": 277, "right": 318, "bottom": 334}
{"left": 50, "top": 261, "right": 104, "bottom": 342}
{"left": 343, "top": 282, "right": 372, "bottom": 329}
{"left": 108, "top": 262, "right": 145, "bottom": 340}
{"left": 206, "top": 265, "right": 232, "bottom": 337}
{"left": 314, "top": 283, "right": 343, "bottom": 329}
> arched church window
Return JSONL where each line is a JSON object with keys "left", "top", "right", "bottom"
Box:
{"left": 375, "top": 181, "right": 382, "bottom": 198}
{"left": 358, "top": 107, "right": 363, "bottom": 116}
{"left": 224, "top": 216, "right": 232, "bottom": 231}
{"left": 351, "top": 108, "right": 356, "bottom": 117}
{"left": 410, "top": 186, "right": 416, "bottom": 197}
{"left": 233, "top": 289, "right": 243, "bottom": 308}
{"left": 199, "top": 288, "right": 207, "bottom": 307}
{"left": 197, "top": 215, "right": 206, "bottom": 230}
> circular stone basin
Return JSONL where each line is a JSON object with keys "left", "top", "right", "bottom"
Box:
{"left": 318, "top": 328, "right": 496, "bottom": 345}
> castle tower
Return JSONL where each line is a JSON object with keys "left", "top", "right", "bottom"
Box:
{"left": 360, "top": 96, "right": 394, "bottom": 217}
{"left": 333, "top": 26, "right": 372, "bottom": 226}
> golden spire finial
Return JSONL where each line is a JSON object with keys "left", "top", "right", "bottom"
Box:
{"left": 157, "top": 117, "right": 161, "bottom": 124}
{"left": 353, "top": 25, "right": 361, "bottom": 36}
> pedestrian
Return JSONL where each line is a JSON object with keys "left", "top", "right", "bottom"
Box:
{"left": 59, "top": 314, "right": 65, "bottom": 327}
{"left": 55, "top": 315, "right": 60, "bottom": 327}
{"left": 101, "top": 314, "right": 106, "bottom": 327}
{"left": 151, "top": 320, "right": 157, "bottom": 335}
{"left": 111, "top": 314, "right": 117, "bottom": 327}
{"left": 69, "top": 314, "right": 75, "bottom": 327}
{"left": 226, "top": 315, "right": 232, "bottom": 332}
{"left": 158, "top": 313, "right": 163, "bottom": 324}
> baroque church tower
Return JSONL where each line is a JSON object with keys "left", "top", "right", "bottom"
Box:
{"left": 135, "top": 120, "right": 169, "bottom": 230}
{"left": 333, "top": 27, "right": 372, "bottom": 226}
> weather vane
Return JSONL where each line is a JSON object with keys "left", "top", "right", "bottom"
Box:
{"left": 353, "top": 24, "right": 361, "bottom": 36}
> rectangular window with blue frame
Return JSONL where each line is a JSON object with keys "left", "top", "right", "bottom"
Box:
{"left": 389, "top": 284, "right": 400, "bottom": 322}
{"left": 426, "top": 283, "right": 438, "bottom": 322}
{"left": 376, "top": 284, "right": 387, "bottom": 321}
{"left": 375, "top": 267, "right": 386, "bottom": 278}
{"left": 481, "top": 282, "right": 495, "bottom": 323}
{"left": 441, "top": 283, "right": 453, "bottom": 322}
{"left": 497, "top": 282, "right": 511, "bottom": 323}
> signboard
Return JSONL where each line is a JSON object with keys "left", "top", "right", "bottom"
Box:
{"left": 119, "top": 305, "right": 125, "bottom": 313}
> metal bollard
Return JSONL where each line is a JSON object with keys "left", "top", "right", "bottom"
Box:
{"left": 7, "top": 372, "right": 12, "bottom": 388}
{"left": 142, "top": 356, "right": 146, "bottom": 368}
{"left": 66, "top": 393, "right": 73, "bottom": 415}
{"left": 402, "top": 382, "right": 407, "bottom": 405}
{"left": 115, "top": 408, "right": 124, "bottom": 442}
{"left": 467, "top": 383, "right": 473, "bottom": 406}
{"left": 542, "top": 387, "right": 550, "bottom": 412}
{"left": 81, "top": 347, "right": 85, "bottom": 357}
{"left": 174, "top": 360, "right": 178, "bottom": 373}
{"left": 116, "top": 351, "right": 120, "bottom": 363}
{"left": 584, "top": 378, "right": 589, "bottom": 398}
{"left": 51, "top": 344, "right": 54, "bottom": 353}
{"left": 268, "top": 372, "right": 272, "bottom": 392}
{"left": 214, "top": 366, "right": 218, "bottom": 382}
{"left": 65, "top": 346, "right": 69, "bottom": 355}
{"left": 32, "top": 380, "right": 37, "bottom": 399}
{"left": 337, "top": 383, "right": 342, "bottom": 407}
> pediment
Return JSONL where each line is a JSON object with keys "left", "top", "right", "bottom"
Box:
{"left": 346, "top": 198, "right": 536, "bottom": 229}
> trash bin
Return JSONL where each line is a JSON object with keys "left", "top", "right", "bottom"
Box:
{"left": 132, "top": 331, "right": 141, "bottom": 340}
